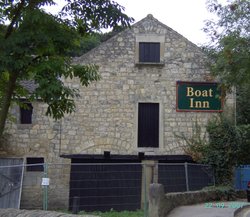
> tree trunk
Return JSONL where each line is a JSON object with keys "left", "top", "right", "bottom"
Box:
{"left": 0, "top": 0, "right": 25, "bottom": 139}
{"left": 0, "top": 72, "right": 18, "bottom": 138}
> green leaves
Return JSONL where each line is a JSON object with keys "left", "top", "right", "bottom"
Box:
{"left": 72, "top": 64, "right": 100, "bottom": 86}
{"left": 61, "top": 0, "right": 134, "bottom": 34}
{"left": 32, "top": 61, "right": 99, "bottom": 120}
{"left": 209, "top": 33, "right": 250, "bottom": 89}
{"left": 204, "top": 115, "right": 250, "bottom": 184}
{"left": 204, "top": 0, "right": 250, "bottom": 89}
{"left": 0, "top": 0, "right": 133, "bottom": 136}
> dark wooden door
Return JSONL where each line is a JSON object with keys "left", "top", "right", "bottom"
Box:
{"left": 138, "top": 103, "right": 159, "bottom": 148}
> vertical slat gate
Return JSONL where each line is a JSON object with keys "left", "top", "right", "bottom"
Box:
{"left": 0, "top": 158, "right": 24, "bottom": 208}
{"left": 69, "top": 162, "right": 142, "bottom": 212}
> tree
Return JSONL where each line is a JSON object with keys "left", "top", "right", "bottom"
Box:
{"left": 236, "top": 84, "right": 250, "bottom": 124}
{"left": 204, "top": 0, "right": 250, "bottom": 89}
{"left": 198, "top": 0, "right": 250, "bottom": 184}
{"left": 0, "top": 0, "right": 134, "bottom": 137}
{"left": 204, "top": 0, "right": 250, "bottom": 124}
{"left": 70, "top": 27, "right": 126, "bottom": 57}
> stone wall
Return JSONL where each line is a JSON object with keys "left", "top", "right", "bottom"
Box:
{"left": 2, "top": 14, "right": 234, "bottom": 211}
{"left": 62, "top": 14, "right": 215, "bottom": 156}
{"left": 20, "top": 163, "right": 71, "bottom": 210}
{"left": 3, "top": 14, "right": 221, "bottom": 158}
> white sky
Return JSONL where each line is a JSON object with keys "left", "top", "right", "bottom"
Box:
{"left": 51, "top": 0, "right": 228, "bottom": 46}
{"left": 115, "top": 0, "right": 213, "bottom": 45}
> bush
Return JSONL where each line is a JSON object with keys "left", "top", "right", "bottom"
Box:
{"left": 179, "top": 114, "right": 250, "bottom": 185}
{"left": 202, "top": 185, "right": 236, "bottom": 201}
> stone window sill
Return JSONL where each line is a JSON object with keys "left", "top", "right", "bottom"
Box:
{"left": 135, "top": 62, "right": 165, "bottom": 66}
{"left": 17, "top": 124, "right": 33, "bottom": 129}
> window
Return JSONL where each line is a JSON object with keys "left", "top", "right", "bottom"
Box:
{"left": 135, "top": 34, "right": 165, "bottom": 65}
{"left": 138, "top": 103, "right": 159, "bottom": 148}
{"left": 139, "top": 42, "right": 160, "bottom": 63}
{"left": 26, "top": 157, "right": 44, "bottom": 172}
{"left": 20, "top": 103, "right": 33, "bottom": 124}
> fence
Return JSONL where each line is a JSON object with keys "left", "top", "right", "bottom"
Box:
{"left": 234, "top": 165, "right": 250, "bottom": 190}
{"left": 158, "top": 163, "right": 215, "bottom": 193}
{"left": 0, "top": 158, "right": 24, "bottom": 209}
{"left": 0, "top": 161, "right": 214, "bottom": 215}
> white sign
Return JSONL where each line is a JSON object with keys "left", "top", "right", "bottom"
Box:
{"left": 41, "top": 178, "right": 50, "bottom": 186}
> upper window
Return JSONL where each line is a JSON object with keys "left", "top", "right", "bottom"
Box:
{"left": 139, "top": 42, "right": 160, "bottom": 63}
{"left": 20, "top": 103, "right": 33, "bottom": 124}
{"left": 135, "top": 34, "right": 165, "bottom": 65}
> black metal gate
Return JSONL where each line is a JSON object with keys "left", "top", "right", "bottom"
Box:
{"left": 69, "top": 160, "right": 142, "bottom": 212}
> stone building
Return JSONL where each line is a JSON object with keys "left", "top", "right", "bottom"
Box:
{"left": 1, "top": 14, "right": 226, "bottom": 211}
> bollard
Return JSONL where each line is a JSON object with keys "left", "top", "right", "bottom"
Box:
{"left": 149, "top": 183, "right": 165, "bottom": 217}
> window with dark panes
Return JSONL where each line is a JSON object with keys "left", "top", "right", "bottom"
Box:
{"left": 26, "top": 157, "right": 44, "bottom": 172}
{"left": 139, "top": 42, "right": 160, "bottom": 63}
{"left": 138, "top": 103, "right": 159, "bottom": 147}
{"left": 20, "top": 103, "right": 33, "bottom": 124}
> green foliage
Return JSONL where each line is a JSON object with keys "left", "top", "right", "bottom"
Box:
{"left": 203, "top": 115, "right": 239, "bottom": 184}
{"left": 61, "top": 0, "right": 133, "bottom": 34}
{"left": 201, "top": 1, "right": 250, "bottom": 185}
{"left": 70, "top": 27, "right": 126, "bottom": 57}
{"left": 204, "top": 0, "right": 250, "bottom": 89}
{"left": 202, "top": 185, "right": 236, "bottom": 201}
{"left": 180, "top": 114, "right": 250, "bottom": 185}
{"left": 236, "top": 124, "right": 250, "bottom": 164}
{"left": 176, "top": 119, "right": 208, "bottom": 162}
{"left": 236, "top": 84, "right": 250, "bottom": 125}
{"left": 0, "top": 0, "right": 133, "bottom": 136}
{"left": 71, "top": 34, "right": 102, "bottom": 57}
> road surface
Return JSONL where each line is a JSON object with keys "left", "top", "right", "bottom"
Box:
{"left": 167, "top": 201, "right": 249, "bottom": 217}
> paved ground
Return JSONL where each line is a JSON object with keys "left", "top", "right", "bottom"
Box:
{"left": 235, "top": 205, "right": 250, "bottom": 217}
{"left": 0, "top": 209, "right": 100, "bottom": 217}
{"left": 167, "top": 201, "right": 250, "bottom": 217}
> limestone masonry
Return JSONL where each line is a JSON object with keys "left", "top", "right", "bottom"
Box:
{"left": 1, "top": 14, "right": 232, "bottom": 210}
{"left": 3, "top": 14, "right": 221, "bottom": 160}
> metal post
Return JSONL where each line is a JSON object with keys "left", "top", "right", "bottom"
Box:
{"left": 43, "top": 163, "right": 48, "bottom": 211}
{"left": 143, "top": 163, "right": 148, "bottom": 217}
{"left": 72, "top": 196, "right": 80, "bottom": 214}
{"left": 184, "top": 162, "right": 189, "bottom": 191}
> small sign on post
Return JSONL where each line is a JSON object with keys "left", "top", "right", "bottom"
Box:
{"left": 41, "top": 178, "right": 50, "bottom": 186}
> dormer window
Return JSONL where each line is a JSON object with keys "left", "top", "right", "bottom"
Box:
{"left": 139, "top": 42, "right": 160, "bottom": 63}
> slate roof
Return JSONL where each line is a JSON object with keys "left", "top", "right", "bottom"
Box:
{"left": 19, "top": 80, "right": 38, "bottom": 93}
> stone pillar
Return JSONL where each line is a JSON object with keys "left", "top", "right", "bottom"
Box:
{"left": 149, "top": 183, "right": 165, "bottom": 217}
{"left": 141, "top": 160, "right": 158, "bottom": 209}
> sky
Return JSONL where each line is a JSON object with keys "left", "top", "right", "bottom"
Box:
{"left": 114, "top": 0, "right": 213, "bottom": 45}
{"left": 51, "top": 0, "right": 227, "bottom": 46}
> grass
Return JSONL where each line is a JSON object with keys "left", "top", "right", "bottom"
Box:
{"left": 79, "top": 209, "right": 144, "bottom": 217}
